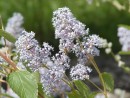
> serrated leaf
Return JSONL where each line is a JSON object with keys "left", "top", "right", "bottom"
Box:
{"left": 0, "top": 29, "right": 16, "bottom": 43}
{"left": 101, "top": 72, "right": 114, "bottom": 92}
{"left": 118, "top": 51, "right": 130, "bottom": 55}
{"left": 68, "top": 90, "right": 81, "bottom": 98}
{"left": 74, "top": 80, "right": 90, "bottom": 98}
{"left": 7, "top": 70, "right": 38, "bottom": 98}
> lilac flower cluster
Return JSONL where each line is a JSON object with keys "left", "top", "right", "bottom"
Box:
{"left": 1, "top": 13, "right": 24, "bottom": 47}
{"left": 15, "top": 31, "right": 53, "bottom": 71}
{"left": 5, "top": 13, "right": 24, "bottom": 38}
{"left": 70, "top": 64, "right": 92, "bottom": 80}
{"left": 15, "top": 7, "right": 106, "bottom": 95}
{"left": 52, "top": 7, "right": 88, "bottom": 52}
{"left": 52, "top": 7, "right": 105, "bottom": 80}
{"left": 118, "top": 26, "right": 130, "bottom": 51}
{"left": 15, "top": 30, "right": 70, "bottom": 95}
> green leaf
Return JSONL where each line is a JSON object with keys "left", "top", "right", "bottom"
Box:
{"left": 101, "top": 72, "right": 114, "bottom": 92}
{"left": 32, "top": 71, "right": 40, "bottom": 83}
{"left": 7, "top": 70, "right": 38, "bottom": 98}
{"left": 74, "top": 80, "right": 90, "bottom": 98}
{"left": 68, "top": 90, "right": 81, "bottom": 98}
{"left": 0, "top": 29, "right": 16, "bottom": 43}
{"left": 118, "top": 51, "right": 130, "bottom": 55}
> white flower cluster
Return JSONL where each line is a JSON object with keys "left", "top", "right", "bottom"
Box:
{"left": 118, "top": 26, "right": 130, "bottom": 51}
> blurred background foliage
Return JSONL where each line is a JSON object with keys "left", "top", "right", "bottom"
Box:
{"left": 0, "top": 0, "right": 130, "bottom": 53}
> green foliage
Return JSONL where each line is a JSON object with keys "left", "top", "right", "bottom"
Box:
{"left": 118, "top": 51, "right": 130, "bottom": 55}
{"left": 88, "top": 92, "right": 98, "bottom": 98}
{"left": 74, "top": 80, "right": 90, "bottom": 98}
{"left": 7, "top": 70, "right": 38, "bottom": 98}
{"left": 0, "top": 29, "right": 16, "bottom": 43}
{"left": 101, "top": 72, "right": 114, "bottom": 92}
{"left": 68, "top": 90, "right": 81, "bottom": 98}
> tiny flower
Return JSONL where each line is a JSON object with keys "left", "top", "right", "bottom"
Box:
{"left": 115, "top": 54, "right": 121, "bottom": 61}
{"left": 108, "top": 42, "right": 112, "bottom": 48}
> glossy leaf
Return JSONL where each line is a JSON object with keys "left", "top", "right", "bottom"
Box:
{"left": 101, "top": 72, "right": 114, "bottom": 92}
{"left": 7, "top": 70, "right": 38, "bottom": 98}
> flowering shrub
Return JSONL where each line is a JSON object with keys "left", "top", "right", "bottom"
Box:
{"left": 0, "top": 7, "right": 114, "bottom": 98}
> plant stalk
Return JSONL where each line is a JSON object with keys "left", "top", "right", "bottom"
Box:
{"left": 88, "top": 55, "right": 107, "bottom": 98}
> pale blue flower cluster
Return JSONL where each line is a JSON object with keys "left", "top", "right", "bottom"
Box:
{"left": 15, "top": 31, "right": 53, "bottom": 71}
{"left": 15, "top": 7, "right": 106, "bottom": 95}
{"left": 5, "top": 13, "right": 24, "bottom": 38}
{"left": 118, "top": 26, "right": 130, "bottom": 51}
{"left": 1, "top": 13, "right": 24, "bottom": 47}
{"left": 15, "top": 31, "right": 70, "bottom": 95}
{"left": 52, "top": 7, "right": 106, "bottom": 80}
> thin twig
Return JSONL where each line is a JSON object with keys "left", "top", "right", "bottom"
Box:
{"left": 88, "top": 55, "right": 107, "bottom": 98}
{"left": 0, "top": 51, "right": 18, "bottom": 70}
